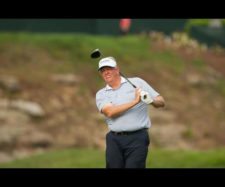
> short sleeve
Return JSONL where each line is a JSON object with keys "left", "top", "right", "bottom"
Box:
{"left": 96, "top": 90, "right": 111, "bottom": 112}
{"left": 137, "top": 78, "right": 160, "bottom": 99}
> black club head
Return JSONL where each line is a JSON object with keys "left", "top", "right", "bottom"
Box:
{"left": 90, "top": 49, "right": 101, "bottom": 59}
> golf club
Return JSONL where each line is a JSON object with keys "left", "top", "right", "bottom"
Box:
{"left": 90, "top": 49, "right": 151, "bottom": 103}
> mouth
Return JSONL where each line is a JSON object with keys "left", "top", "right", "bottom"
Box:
{"left": 105, "top": 75, "right": 111, "bottom": 79}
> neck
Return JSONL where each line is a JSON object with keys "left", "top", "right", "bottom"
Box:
{"left": 108, "top": 76, "right": 121, "bottom": 89}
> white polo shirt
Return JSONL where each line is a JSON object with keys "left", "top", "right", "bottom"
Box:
{"left": 96, "top": 77, "right": 159, "bottom": 132}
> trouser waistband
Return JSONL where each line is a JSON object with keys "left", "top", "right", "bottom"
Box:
{"left": 111, "top": 128, "right": 147, "bottom": 135}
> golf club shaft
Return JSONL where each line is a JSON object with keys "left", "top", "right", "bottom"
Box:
{"left": 119, "top": 72, "right": 136, "bottom": 88}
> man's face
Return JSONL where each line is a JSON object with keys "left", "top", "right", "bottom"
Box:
{"left": 99, "top": 66, "right": 119, "bottom": 84}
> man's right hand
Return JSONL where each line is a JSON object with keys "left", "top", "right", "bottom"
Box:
{"left": 134, "top": 88, "right": 142, "bottom": 104}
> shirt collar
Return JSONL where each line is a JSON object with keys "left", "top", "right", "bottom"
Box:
{"left": 105, "top": 76, "right": 127, "bottom": 90}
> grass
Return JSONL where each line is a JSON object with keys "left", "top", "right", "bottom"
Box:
{"left": 1, "top": 147, "right": 225, "bottom": 168}
{"left": 0, "top": 148, "right": 105, "bottom": 168}
{"left": 0, "top": 32, "right": 218, "bottom": 81}
{"left": 148, "top": 148, "right": 225, "bottom": 168}
{"left": 0, "top": 32, "right": 174, "bottom": 89}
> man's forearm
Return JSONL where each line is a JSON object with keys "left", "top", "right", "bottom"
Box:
{"left": 102, "top": 100, "right": 138, "bottom": 118}
{"left": 151, "top": 96, "right": 165, "bottom": 108}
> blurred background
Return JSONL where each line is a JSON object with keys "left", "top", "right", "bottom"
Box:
{"left": 0, "top": 18, "right": 224, "bottom": 168}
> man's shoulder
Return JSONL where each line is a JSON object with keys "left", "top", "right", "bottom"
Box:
{"left": 96, "top": 87, "right": 106, "bottom": 96}
{"left": 129, "top": 77, "right": 143, "bottom": 82}
{"left": 129, "top": 77, "right": 150, "bottom": 87}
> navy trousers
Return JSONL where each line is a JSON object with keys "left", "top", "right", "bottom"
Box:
{"left": 105, "top": 129, "right": 150, "bottom": 168}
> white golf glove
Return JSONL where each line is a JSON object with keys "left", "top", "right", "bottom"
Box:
{"left": 140, "top": 90, "right": 153, "bottom": 104}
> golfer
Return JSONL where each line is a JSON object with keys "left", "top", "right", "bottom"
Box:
{"left": 96, "top": 57, "right": 165, "bottom": 168}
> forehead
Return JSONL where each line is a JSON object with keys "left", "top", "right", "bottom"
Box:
{"left": 99, "top": 66, "right": 116, "bottom": 72}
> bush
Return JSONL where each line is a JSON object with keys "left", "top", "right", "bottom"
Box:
{"left": 185, "top": 19, "right": 225, "bottom": 33}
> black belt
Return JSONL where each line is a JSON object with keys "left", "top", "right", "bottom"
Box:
{"left": 111, "top": 128, "right": 147, "bottom": 135}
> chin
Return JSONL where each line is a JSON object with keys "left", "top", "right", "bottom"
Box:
{"left": 105, "top": 77, "right": 112, "bottom": 82}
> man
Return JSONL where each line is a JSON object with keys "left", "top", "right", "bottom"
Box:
{"left": 95, "top": 57, "right": 165, "bottom": 168}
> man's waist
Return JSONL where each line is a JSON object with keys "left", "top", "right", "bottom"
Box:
{"left": 110, "top": 128, "right": 147, "bottom": 135}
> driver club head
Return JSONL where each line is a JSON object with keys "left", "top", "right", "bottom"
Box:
{"left": 90, "top": 49, "right": 101, "bottom": 59}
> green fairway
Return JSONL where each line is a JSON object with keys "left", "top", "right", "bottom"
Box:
{"left": 0, "top": 148, "right": 225, "bottom": 168}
